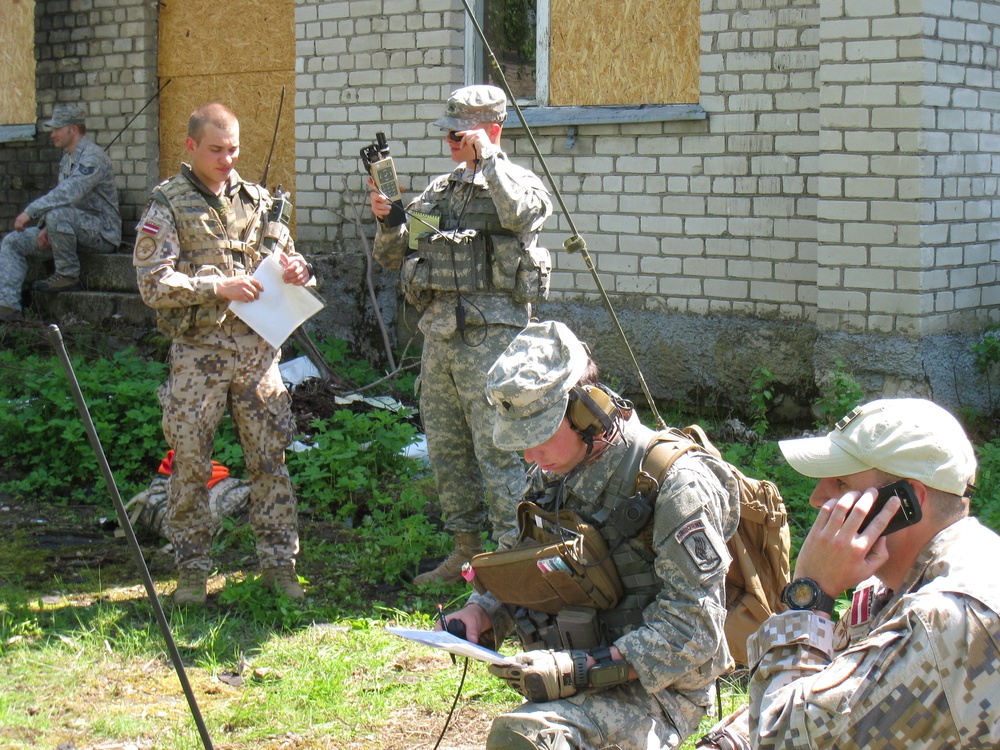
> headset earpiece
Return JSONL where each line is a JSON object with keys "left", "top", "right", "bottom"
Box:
{"left": 568, "top": 385, "right": 616, "bottom": 438}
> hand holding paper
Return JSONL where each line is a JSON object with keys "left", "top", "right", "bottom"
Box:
{"left": 229, "top": 254, "right": 325, "bottom": 349}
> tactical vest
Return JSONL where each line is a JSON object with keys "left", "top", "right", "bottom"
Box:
{"left": 511, "top": 433, "right": 662, "bottom": 651}
{"left": 400, "top": 183, "right": 549, "bottom": 306}
{"left": 150, "top": 174, "right": 266, "bottom": 338}
{"left": 592, "top": 436, "right": 663, "bottom": 641}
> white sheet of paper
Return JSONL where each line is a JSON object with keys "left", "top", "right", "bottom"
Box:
{"left": 228, "top": 254, "right": 325, "bottom": 349}
{"left": 386, "top": 625, "right": 515, "bottom": 665}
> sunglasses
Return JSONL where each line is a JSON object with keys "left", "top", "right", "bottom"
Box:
{"left": 447, "top": 131, "right": 464, "bottom": 143}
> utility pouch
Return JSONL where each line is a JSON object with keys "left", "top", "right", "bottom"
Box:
{"left": 403, "top": 229, "right": 487, "bottom": 295}
{"left": 468, "top": 501, "right": 623, "bottom": 615}
{"left": 513, "top": 244, "right": 551, "bottom": 304}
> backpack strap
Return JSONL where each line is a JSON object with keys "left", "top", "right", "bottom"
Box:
{"left": 635, "top": 428, "right": 705, "bottom": 497}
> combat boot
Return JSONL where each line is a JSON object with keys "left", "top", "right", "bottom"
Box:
{"left": 413, "top": 531, "right": 484, "bottom": 585}
{"left": 34, "top": 273, "right": 80, "bottom": 292}
{"left": 261, "top": 565, "right": 305, "bottom": 600}
{"left": 173, "top": 568, "right": 208, "bottom": 605}
{"left": 0, "top": 305, "right": 23, "bottom": 323}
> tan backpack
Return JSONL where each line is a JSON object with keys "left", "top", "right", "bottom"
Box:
{"left": 639, "top": 426, "right": 791, "bottom": 666}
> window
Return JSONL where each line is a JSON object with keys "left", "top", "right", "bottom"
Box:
{"left": 466, "top": 0, "right": 700, "bottom": 116}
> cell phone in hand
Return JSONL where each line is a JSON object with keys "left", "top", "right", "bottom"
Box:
{"left": 858, "top": 479, "right": 922, "bottom": 536}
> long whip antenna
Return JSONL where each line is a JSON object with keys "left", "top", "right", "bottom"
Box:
{"left": 462, "top": 0, "right": 667, "bottom": 429}
{"left": 458, "top": 0, "right": 664, "bottom": 428}
{"left": 47, "top": 325, "right": 215, "bottom": 750}
{"left": 105, "top": 78, "right": 172, "bottom": 152}
{"left": 261, "top": 85, "right": 286, "bottom": 189}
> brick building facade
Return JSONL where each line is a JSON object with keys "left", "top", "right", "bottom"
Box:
{"left": 2, "top": 0, "right": 998, "bottom": 416}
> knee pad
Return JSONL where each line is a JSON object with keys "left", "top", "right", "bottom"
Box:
{"left": 485, "top": 728, "right": 544, "bottom": 750}
{"left": 486, "top": 718, "right": 576, "bottom": 750}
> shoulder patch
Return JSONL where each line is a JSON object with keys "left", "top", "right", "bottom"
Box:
{"left": 140, "top": 219, "right": 162, "bottom": 237}
{"left": 675, "top": 518, "right": 723, "bottom": 573}
{"left": 134, "top": 236, "right": 158, "bottom": 262}
{"left": 79, "top": 165, "right": 95, "bottom": 175}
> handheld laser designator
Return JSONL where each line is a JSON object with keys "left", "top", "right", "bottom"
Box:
{"left": 361, "top": 131, "right": 406, "bottom": 227}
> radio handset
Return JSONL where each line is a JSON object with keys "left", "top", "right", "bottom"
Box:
{"left": 361, "top": 131, "right": 406, "bottom": 227}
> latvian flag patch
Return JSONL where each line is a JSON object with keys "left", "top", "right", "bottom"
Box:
{"left": 140, "top": 219, "right": 161, "bottom": 236}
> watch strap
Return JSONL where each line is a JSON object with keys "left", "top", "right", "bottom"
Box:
{"left": 569, "top": 650, "right": 589, "bottom": 689}
{"left": 783, "top": 578, "right": 835, "bottom": 615}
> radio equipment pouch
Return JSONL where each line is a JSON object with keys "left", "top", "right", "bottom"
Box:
{"left": 468, "top": 501, "right": 623, "bottom": 615}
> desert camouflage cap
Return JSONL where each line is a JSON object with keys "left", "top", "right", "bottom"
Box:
{"left": 433, "top": 85, "right": 508, "bottom": 132}
{"left": 45, "top": 105, "right": 86, "bottom": 129}
{"left": 486, "top": 321, "right": 590, "bottom": 452}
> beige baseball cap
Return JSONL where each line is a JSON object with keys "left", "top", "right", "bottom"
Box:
{"left": 779, "top": 398, "right": 977, "bottom": 496}
{"left": 486, "top": 321, "right": 590, "bottom": 452}
{"left": 433, "top": 85, "right": 508, "bottom": 132}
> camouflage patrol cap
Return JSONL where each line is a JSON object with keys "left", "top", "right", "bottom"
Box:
{"left": 779, "top": 398, "right": 977, "bottom": 496}
{"left": 433, "top": 85, "right": 508, "bottom": 132}
{"left": 486, "top": 321, "right": 590, "bottom": 452}
{"left": 45, "top": 105, "right": 87, "bottom": 129}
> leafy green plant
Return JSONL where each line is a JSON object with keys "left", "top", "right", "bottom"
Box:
{"left": 218, "top": 574, "right": 311, "bottom": 631}
{"left": 815, "top": 360, "right": 865, "bottom": 429}
{"left": 748, "top": 365, "right": 774, "bottom": 436}
{"left": 0, "top": 347, "right": 170, "bottom": 503}
{"left": 971, "top": 440, "right": 1000, "bottom": 531}
{"left": 288, "top": 407, "right": 419, "bottom": 519}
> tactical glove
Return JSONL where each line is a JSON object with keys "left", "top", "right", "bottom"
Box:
{"left": 488, "top": 649, "right": 588, "bottom": 702}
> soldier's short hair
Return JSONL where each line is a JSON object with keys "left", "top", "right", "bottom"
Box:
{"left": 188, "top": 103, "right": 239, "bottom": 142}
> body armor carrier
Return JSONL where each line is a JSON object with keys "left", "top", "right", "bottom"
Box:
{"left": 400, "top": 183, "right": 549, "bottom": 307}
{"left": 150, "top": 174, "right": 266, "bottom": 338}
{"left": 513, "top": 435, "right": 661, "bottom": 651}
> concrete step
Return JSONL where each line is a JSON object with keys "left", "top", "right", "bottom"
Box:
{"left": 28, "top": 250, "right": 154, "bottom": 328}
{"left": 32, "top": 288, "right": 154, "bottom": 327}
{"left": 79, "top": 251, "right": 139, "bottom": 294}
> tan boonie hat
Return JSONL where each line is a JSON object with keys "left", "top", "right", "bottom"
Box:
{"left": 779, "top": 398, "right": 977, "bottom": 496}
{"left": 486, "top": 321, "right": 590, "bottom": 452}
{"left": 433, "top": 85, "right": 508, "bottom": 132}
{"left": 45, "top": 105, "right": 87, "bottom": 129}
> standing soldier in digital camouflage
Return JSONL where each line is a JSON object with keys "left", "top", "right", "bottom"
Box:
{"left": 133, "top": 102, "right": 313, "bottom": 605}
{"left": 699, "top": 398, "right": 1000, "bottom": 750}
{"left": 0, "top": 104, "right": 121, "bottom": 323}
{"left": 368, "top": 85, "right": 553, "bottom": 584}
{"left": 441, "top": 321, "right": 741, "bottom": 750}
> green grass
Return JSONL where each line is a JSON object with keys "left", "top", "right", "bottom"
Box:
{"left": 2, "top": 325, "right": 998, "bottom": 749}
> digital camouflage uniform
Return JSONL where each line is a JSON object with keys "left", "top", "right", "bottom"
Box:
{"left": 133, "top": 164, "right": 300, "bottom": 574}
{"left": 373, "top": 141, "right": 552, "bottom": 541}
{"left": 747, "top": 515, "right": 1000, "bottom": 750}
{"left": 470, "top": 416, "right": 742, "bottom": 750}
{"left": 0, "top": 135, "right": 120, "bottom": 310}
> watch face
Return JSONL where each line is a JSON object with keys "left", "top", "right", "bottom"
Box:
{"left": 785, "top": 579, "right": 819, "bottom": 609}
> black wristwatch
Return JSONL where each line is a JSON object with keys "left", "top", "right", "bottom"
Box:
{"left": 586, "top": 647, "right": 630, "bottom": 689}
{"left": 781, "top": 578, "right": 835, "bottom": 615}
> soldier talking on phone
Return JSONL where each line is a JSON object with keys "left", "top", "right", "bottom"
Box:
{"left": 700, "top": 398, "right": 1000, "bottom": 750}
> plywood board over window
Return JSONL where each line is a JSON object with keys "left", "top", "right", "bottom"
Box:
{"left": 158, "top": 0, "right": 295, "bottom": 207}
{"left": 0, "top": 0, "right": 38, "bottom": 126}
{"left": 548, "top": 0, "right": 698, "bottom": 106}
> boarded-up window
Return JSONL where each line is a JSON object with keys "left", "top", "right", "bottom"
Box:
{"left": 157, "top": 0, "right": 295, "bottom": 196}
{"left": 477, "top": 0, "right": 699, "bottom": 106}
{"left": 1, "top": 0, "right": 38, "bottom": 127}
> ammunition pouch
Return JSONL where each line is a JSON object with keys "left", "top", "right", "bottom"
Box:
{"left": 468, "top": 501, "right": 623, "bottom": 616}
{"left": 399, "top": 229, "right": 549, "bottom": 310}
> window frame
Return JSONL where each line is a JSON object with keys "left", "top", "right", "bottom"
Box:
{"left": 463, "top": 0, "right": 705, "bottom": 128}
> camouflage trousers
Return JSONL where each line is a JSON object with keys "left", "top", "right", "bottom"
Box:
{"left": 420, "top": 323, "right": 528, "bottom": 542}
{"left": 159, "top": 324, "right": 298, "bottom": 571}
{"left": 486, "top": 682, "right": 698, "bottom": 750}
{"left": 0, "top": 207, "right": 115, "bottom": 308}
